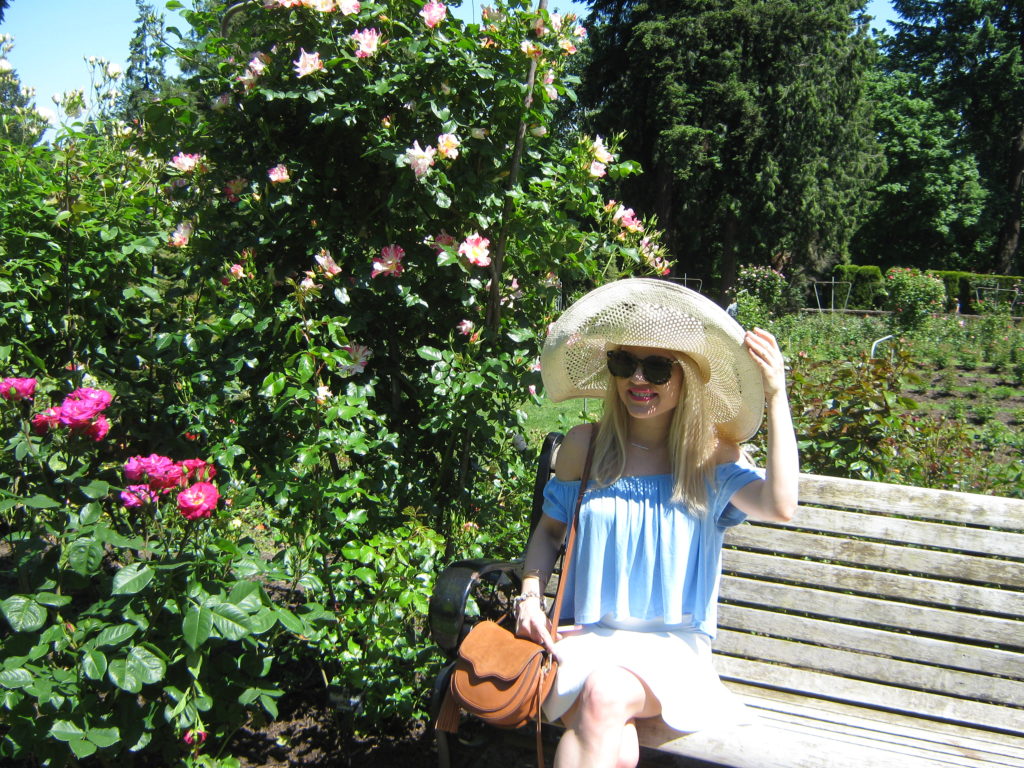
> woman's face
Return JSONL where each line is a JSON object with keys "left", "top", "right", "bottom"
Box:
{"left": 612, "top": 345, "right": 684, "bottom": 421}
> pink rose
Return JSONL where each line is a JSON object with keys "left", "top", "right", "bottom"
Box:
{"left": 58, "top": 398, "right": 105, "bottom": 429}
{"left": 121, "top": 484, "right": 159, "bottom": 508}
{"left": 456, "top": 319, "right": 474, "bottom": 335}
{"left": 293, "top": 49, "right": 323, "bottom": 78}
{"left": 81, "top": 414, "right": 110, "bottom": 442}
{"left": 31, "top": 407, "right": 61, "bottom": 434}
{"left": 177, "top": 482, "right": 220, "bottom": 520}
{"left": 268, "top": 163, "right": 290, "bottom": 183}
{"left": 179, "top": 459, "right": 216, "bottom": 482}
{"left": 459, "top": 233, "right": 491, "bottom": 267}
{"left": 183, "top": 729, "right": 208, "bottom": 746}
{"left": 420, "top": 0, "right": 446, "bottom": 28}
{"left": 351, "top": 28, "right": 382, "bottom": 58}
{"left": 371, "top": 244, "right": 404, "bottom": 278}
{"left": 169, "top": 152, "right": 202, "bottom": 173}
{"left": 125, "top": 454, "right": 183, "bottom": 490}
{"left": 66, "top": 388, "right": 113, "bottom": 409}
{"left": 1, "top": 377, "right": 36, "bottom": 401}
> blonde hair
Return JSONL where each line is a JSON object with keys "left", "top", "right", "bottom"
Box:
{"left": 590, "top": 353, "right": 719, "bottom": 515}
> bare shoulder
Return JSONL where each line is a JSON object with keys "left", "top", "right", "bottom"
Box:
{"left": 713, "top": 439, "right": 742, "bottom": 465}
{"left": 554, "top": 423, "right": 595, "bottom": 482}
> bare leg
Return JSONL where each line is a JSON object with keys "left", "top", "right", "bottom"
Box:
{"left": 553, "top": 667, "right": 660, "bottom": 768}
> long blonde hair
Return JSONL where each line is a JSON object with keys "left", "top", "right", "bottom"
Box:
{"left": 590, "top": 353, "right": 719, "bottom": 515}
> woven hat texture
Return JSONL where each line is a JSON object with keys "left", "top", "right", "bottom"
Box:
{"left": 541, "top": 278, "right": 764, "bottom": 441}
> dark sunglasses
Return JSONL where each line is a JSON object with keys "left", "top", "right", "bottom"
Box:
{"left": 606, "top": 350, "right": 677, "bottom": 385}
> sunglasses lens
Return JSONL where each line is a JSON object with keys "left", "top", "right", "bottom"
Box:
{"left": 642, "top": 358, "right": 674, "bottom": 385}
{"left": 606, "top": 350, "right": 637, "bottom": 378}
{"left": 606, "top": 351, "right": 675, "bottom": 385}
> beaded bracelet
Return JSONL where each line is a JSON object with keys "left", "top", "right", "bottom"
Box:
{"left": 512, "top": 592, "right": 546, "bottom": 612}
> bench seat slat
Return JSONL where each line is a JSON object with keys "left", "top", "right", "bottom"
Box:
{"left": 798, "top": 473, "right": 1024, "bottom": 529}
{"left": 717, "top": 604, "right": 1024, "bottom": 680}
{"left": 727, "top": 682, "right": 1024, "bottom": 757}
{"left": 715, "top": 655, "right": 1024, "bottom": 735}
{"left": 723, "top": 549, "right": 1024, "bottom": 616}
{"left": 720, "top": 576, "right": 1024, "bottom": 649}
{"left": 785, "top": 505, "right": 1024, "bottom": 560}
{"left": 715, "top": 630, "right": 1024, "bottom": 706}
{"left": 726, "top": 526, "right": 1024, "bottom": 589}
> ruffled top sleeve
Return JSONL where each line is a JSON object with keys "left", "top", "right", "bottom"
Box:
{"left": 541, "top": 462, "right": 764, "bottom": 638}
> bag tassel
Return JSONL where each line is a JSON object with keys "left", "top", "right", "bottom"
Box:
{"left": 435, "top": 690, "right": 462, "bottom": 734}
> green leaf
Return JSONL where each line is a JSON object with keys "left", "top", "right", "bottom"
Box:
{"left": 416, "top": 346, "right": 443, "bottom": 361}
{"left": 127, "top": 645, "right": 165, "bottom": 685}
{"left": 183, "top": 605, "right": 213, "bottom": 649}
{"left": 112, "top": 563, "right": 155, "bottom": 595}
{"left": 82, "top": 648, "right": 108, "bottom": 680}
{"left": 50, "top": 719, "right": 86, "bottom": 742}
{"left": 108, "top": 658, "right": 142, "bottom": 693}
{"left": 66, "top": 537, "right": 104, "bottom": 576}
{"left": 69, "top": 737, "right": 98, "bottom": 758}
{"left": 210, "top": 602, "right": 251, "bottom": 640}
{"left": 1, "top": 595, "right": 47, "bottom": 632}
{"left": 259, "top": 372, "right": 286, "bottom": 397}
{"left": 25, "top": 494, "right": 61, "bottom": 509}
{"left": 0, "top": 668, "right": 34, "bottom": 689}
{"left": 227, "top": 581, "right": 263, "bottom": 613}
{"left": 274, "top": 606, "right": 306, "bottom": 634}
{"left": 86, "top": 727, "right": 120, "bottom": 749}
{"left": 80, "top": 479, "right": 110, "bottom": 500}
{"left": 95, "top": 623, "right": 138, "bottom": 648}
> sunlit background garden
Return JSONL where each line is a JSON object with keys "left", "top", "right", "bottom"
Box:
{"left": 1, "top": 0, "right": 1021, "bottom": 765}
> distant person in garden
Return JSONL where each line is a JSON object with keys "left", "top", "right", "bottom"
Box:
{"left": 515, "top": 278, "right": 798, "bottom": 768}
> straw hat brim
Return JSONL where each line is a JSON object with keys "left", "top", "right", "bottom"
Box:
{"left": 540, "top": 278, "right": 765, "bottom": 442}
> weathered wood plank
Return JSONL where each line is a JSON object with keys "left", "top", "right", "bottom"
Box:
{"left": 717, "top": 604, "right": 1024, "bottom": 680}
{"left": 725, "top": 526, "right": 1024, "bottom": 588}
{"left": 714, "top": 655, "right": 1024, "bottom": 734}
{"left": 798, "top": 473, "right": 1024, "bottom": 529}
{"left": 776, "top": 504, "right": 1024, "bottom": 560}
{"left": 728, "top": 681, "right": 1024, "bottom": 756}
{"left": 715, "top": 630, "right": 1024, "bottom": 705}
{"left": 721, "top": 549, "right": 1024, "bottom": 616}
{"left": 719, "top": 576, "right": 1024, "bottom": 650}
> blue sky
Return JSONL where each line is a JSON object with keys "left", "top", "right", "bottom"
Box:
{"left": 3, "top": 0, "right": 896, "bottom": 125}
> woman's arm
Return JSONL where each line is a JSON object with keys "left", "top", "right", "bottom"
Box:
{"left": 730, "top": 328, "right": 799, "bottom": 522}
{"left": 514, "top": 423, "right": 590, "bottom": 652}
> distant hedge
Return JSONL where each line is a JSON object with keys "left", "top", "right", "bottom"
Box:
{"left": 834, "top": 266, "right": 1023, "bottom": 313}
{"left": 832, "top": 264, "right": 885, "bottom": 309}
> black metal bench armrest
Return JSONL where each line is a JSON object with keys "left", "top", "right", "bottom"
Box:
{"left": 428, "top": 558, "right": 524, "bottom": 657}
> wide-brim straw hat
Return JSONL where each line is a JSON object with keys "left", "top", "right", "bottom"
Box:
{"left": 541, "top": 278, "right": 765, "bottom": 442}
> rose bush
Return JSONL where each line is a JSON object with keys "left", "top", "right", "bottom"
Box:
{"left": 2, "top": 0, "right": 672, "bottom": 761}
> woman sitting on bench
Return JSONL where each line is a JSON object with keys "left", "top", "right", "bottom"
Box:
{"left": 515, "top": 278, "right": 799, "bottom": 768}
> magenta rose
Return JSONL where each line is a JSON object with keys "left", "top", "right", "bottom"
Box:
{"left": 58, "top": 398, "right": 106, "bottom": 429}
{"left": 177, "top": 482, "right": 219, "bottom": 520}
{"left": 81, "top": 414, "right": 110, "bottom": 442}
{"left": 65, "top": 387, "right": 113, "bottom": 409}
{"left": 1, "top": 377, "right": 37, "bottom": 401}
{"left": 121, "top": 485, "right": 159, "bottom": 508}
{"left": 124, "top": 454, "right": 183, "bottom": 490}
{"left": 179, "top": 459, "right": 216, "bottom": 482}
{"left": 31, "top": 407, "right": 61, "bottom": 434}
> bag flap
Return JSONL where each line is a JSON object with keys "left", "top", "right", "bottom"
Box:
{"left": 457, "top": 620, "right": 546, "bottom": 681}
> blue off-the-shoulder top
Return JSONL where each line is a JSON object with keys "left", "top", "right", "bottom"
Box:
{"left": 542, "top": 462, "right": 764, "bottom": 639}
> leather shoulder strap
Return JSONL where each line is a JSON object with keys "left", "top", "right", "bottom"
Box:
{"left": 547, "top": 431, "right": 595, "bottom": 631}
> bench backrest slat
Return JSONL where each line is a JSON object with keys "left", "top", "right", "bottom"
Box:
{"left": 719, "top": 604, "right": 1024, "bottom": 680}
{"left": 716, "top": 472, "right": 1024, "bottom": 737}
{"left": 797, "top": 473, "right": 1024, "bottom": 529}
{"left": 720, "top": 576, "right": 1024, "bottom": 648}
{"left": 717, "top": 655, "right": 1024, "bottom": 735}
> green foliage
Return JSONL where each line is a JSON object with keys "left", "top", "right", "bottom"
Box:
{"left": 833, "top": 264, "right": 885, "bottom": 309}
{"left": 888, "top": 1, "right": 1024, "bottom": 274}
{"left": 0, "top": 386, "right": 324, "bottom": 765}
{"left": 883, "top": 267, "right": 946, "bottom": 330}
{"left": 580, "top": 0, "right": 882, "bottom": 287}
{"left": 850, "top": 69, "right": 987, "bottom": 271}
{"left": 0, "top": 35, "right": 49, "bottom": 146}
{"left": 736, "top": 265, "right": 788, "bottom": 316}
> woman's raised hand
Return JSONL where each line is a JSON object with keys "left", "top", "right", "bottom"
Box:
{"left": 744, "top": 327, "right": 787, "bottom": 398}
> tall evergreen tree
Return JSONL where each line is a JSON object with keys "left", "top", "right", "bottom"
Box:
{"left": 117, "top": 0, "right": 168, "bottom": 120}
{"left": 888, "top": 1, "right": 1024, "bottom": 275}
{"left": 851, "top": 69, "right": 988, "bottom": 271}
{"left": 580, "top": 0, "right": 881, "bottom": 294}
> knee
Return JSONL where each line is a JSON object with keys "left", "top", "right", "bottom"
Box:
{"left": 577, "top": 667, "right": 644, "bottom": 725}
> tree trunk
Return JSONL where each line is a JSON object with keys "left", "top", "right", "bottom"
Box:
{"left": 994, "top": 122, "right": 1024, "bottom": 275}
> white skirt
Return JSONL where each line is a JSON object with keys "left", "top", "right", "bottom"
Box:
{"left": 543, "top": 616, "right": 753, "bottom": 733}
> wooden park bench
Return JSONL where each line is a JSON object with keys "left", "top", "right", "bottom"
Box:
{"left": 429, "top": 432, "right": 1024, "bottom": 768}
